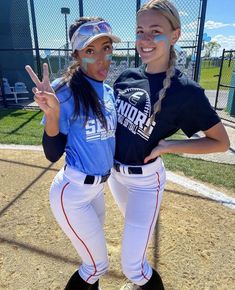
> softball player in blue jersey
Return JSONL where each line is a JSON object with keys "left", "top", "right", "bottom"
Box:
{"left": 108, "top": 1, "right": 230, "bottom": 289}
{"left": 26, "top": 17, "right": 120, "bottom": 290}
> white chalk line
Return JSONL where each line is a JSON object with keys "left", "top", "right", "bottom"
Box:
{"left": 1, "top": 144, "right": 234, "bottom": 210}
{"left": 0, "top": 144, "right": 43, "bottom": 151}
{"left": 166, "top": 171, "right": 235, "bottom": 210}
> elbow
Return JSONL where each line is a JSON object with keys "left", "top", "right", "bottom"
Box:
{"left": 44, "top": 152, "right": 63, "bottom": 163}
{"left": 219, "top": 137, "right": 230, "bottom": 152}
{"left": 222, "top": 138, "right": 230, "bottom": 152}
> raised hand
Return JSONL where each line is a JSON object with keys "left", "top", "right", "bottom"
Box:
{"left": 25, "top": 63, "right": 59, "bottom": 117}
{"left": 25, "top": 62, "right": 54, "bottom": 93}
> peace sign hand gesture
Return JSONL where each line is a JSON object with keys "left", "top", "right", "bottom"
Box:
{"left": 25, "top": 63, "right": 59, "bottom": 118}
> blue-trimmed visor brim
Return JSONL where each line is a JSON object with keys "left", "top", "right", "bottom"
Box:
{"left": 72, "top": 33, "right": 121, "bottom": 52}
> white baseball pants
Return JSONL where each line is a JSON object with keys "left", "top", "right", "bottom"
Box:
{"left": 49, "top": 166, "right": 109, "bottom": 284}
{"left": 108, "top": 157, "right": 166, "bottom": 286}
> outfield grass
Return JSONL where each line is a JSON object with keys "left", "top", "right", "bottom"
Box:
{"left": 0, "top": 108, "right": 44, "bottom": 145}
{"left": 200, "top": 60, "right": 234, "bottom": 90}
{"left": 200, "top": 66, "right": 220, "bottom": 90}
{"left": 163, "top": 154, "right": 235, "bottom": 190}
{"left": 0, "top": 108, "right": 234, "bottom": 192}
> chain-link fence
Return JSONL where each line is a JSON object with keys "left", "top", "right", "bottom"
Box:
{"left": 215, "top": 49, "right": 235, "bottom": 121}
{"left": 1, "top": 0, "right": 206, "bottom": 107}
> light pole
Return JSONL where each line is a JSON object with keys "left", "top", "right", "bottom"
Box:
{"left": 61, "top": 7, "right": 70, "bottom": 63}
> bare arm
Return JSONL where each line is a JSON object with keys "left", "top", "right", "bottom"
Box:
{"left": 144, "top": 122, "right": 230, "bottom": 163}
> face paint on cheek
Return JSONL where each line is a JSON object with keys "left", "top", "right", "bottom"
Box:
{"left": 136, "top": 34, "right": 168, "bottom": 44}
{"left": 105, "top": 54, "right": 113, "bottom": 61}
{"left": 153, "top": 34, "right": 168, "bottom": 44}
{"left": 81, "top": 57, "right": 96, "bottom": 71}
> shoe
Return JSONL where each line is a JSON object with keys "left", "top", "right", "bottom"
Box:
{"left": 120, "top": 283, "right": 141, "bottom": 290}
{"left": 64, "top": 270, "right": 100, "bottom": 290}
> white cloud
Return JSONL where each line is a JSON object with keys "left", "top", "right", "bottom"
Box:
{"left": 211, "top": 34, "right": 235, "bottom": 53}
{"left": 205, "top": 21, "right": 231, "bottom": 29}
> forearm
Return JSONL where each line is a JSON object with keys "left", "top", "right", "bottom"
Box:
{"left": 44, "top": 113, "right": 59, "bottom": 136}
{"left": 165, "top": 137, "right": 229, "bottom": 155}
{"left": 42, "top": 131, "right": 67, "bottom": 162}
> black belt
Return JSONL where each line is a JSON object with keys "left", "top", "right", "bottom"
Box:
{"left": 114, "top": 163, "right": 143, "bottom": 174}
{"left": 84, "top": 172, "right": 110, "bottom": 184}
{"left": 64, "top": 165, "right": 110, "bottom": 184}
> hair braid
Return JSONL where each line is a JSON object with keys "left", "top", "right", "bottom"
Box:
{"left": 145, "top": 46, "right": 177, "bottom": 133}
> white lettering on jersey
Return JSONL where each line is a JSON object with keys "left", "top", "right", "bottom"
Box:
{"left": 85, "top": 114, "right": 116, "bottom": 142}
{"left": 86, "top": 119, "right": 96, "bottom": 135}
{"left": 116, "top": 88, "right": 156, "bottom": 140}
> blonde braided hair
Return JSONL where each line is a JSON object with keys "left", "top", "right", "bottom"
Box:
{"left": 147, "top": 46, "right": 177, "bottom": 128}
{"left": 137, "top": 0, "right": 181, "bottom": 133}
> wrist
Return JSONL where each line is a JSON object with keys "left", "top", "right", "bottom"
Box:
{"left": 44, "top": 112, "right": 59, "bottom": 122}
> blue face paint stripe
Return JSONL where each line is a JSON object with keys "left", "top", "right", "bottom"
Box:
{"left": 105, "top": 54, "right": 113, "bottom": 61}
{"left": 82, "top": 57, "right": 96, "bottom": 64}
{"left": 136, "top": 34, "right": 168, "bottom": 43}
{"left": 81, "top": 54, "right": 112, "bottom": 71}
{"left": 81, "top": 57, "right": 96, "bottom": 71}
{"left": 153, "top": 34, "right": 168, "bottom": 43}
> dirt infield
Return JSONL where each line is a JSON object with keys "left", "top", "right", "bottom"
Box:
{"left": 0, "top": 149, "right": 234, "bottom": 290}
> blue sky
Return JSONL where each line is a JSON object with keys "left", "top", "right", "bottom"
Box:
{"left": 32, "top": 0, "right": 235, "bottom": 57}
{"left": 203, "top": 0, "right": 235, "bottom": 55}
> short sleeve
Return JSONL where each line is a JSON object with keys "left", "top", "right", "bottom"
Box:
{"left": 176, "top": 86, "right": 221, "bottom": 137}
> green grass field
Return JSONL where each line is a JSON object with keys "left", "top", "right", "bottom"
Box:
{"left": 200, "top": 66, "right": 220, "bottom": 90}
{"left": 200, "top": 60, "right": 234, "bottom": 90}
{"left": 0, "top": 109, "right": 44, "bottom": 145}
{"left": 0, "top": 108, "right": 234, "bottom": 192}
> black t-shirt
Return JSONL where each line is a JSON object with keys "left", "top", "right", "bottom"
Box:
{"left": 113, "top": 66, "right": 221, "bottom": 165}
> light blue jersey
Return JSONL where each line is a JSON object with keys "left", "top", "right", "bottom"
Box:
{"left": 43, "top": 75, "right": 117, "bottom": 175}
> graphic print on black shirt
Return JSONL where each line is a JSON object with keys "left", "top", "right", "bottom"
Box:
{"left": 114, "top": 67, "right": 221, "bottom": 165}
{"left": 116, "top": 87, "right": 156, "bottom": 140}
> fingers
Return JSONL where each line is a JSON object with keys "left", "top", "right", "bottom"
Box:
{"left": 32, "top": 87, "right": 38, "bottom": 94}
{"left": 34, "top": 90, "right": 55, "bottom": 99}
{"left": 25, "top": 65, "right": 42, "bottom": 88}
{"left": 144, "top": 155, "right": 151, "bottom": 164}
{"left": 42, "top": 63, "right": 50, "bottom": 84}
{"left": 144, "top": 148, "right": 159, "bottom": 164}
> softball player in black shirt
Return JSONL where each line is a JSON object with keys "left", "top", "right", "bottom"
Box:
{"left": 108, "top": 1, "right": 230, "bottom": 289}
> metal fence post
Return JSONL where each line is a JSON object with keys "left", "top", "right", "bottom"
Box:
{"left": 214, "top": 48, "right": 225, "bottom": 109}
{"left": 134, "top": 0, "right": 141, "bottom": 67}
{"left": 194, "top": 0, "right": 207, "bottom": 82}
{"left": 79, "top": 0, "right": 84, "bottom": 17}
{"left": 0, "top": 66, "right": 7, "bottom": 108}
{"left": 29, "top": 0, "right": 42, "bottom": 80}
